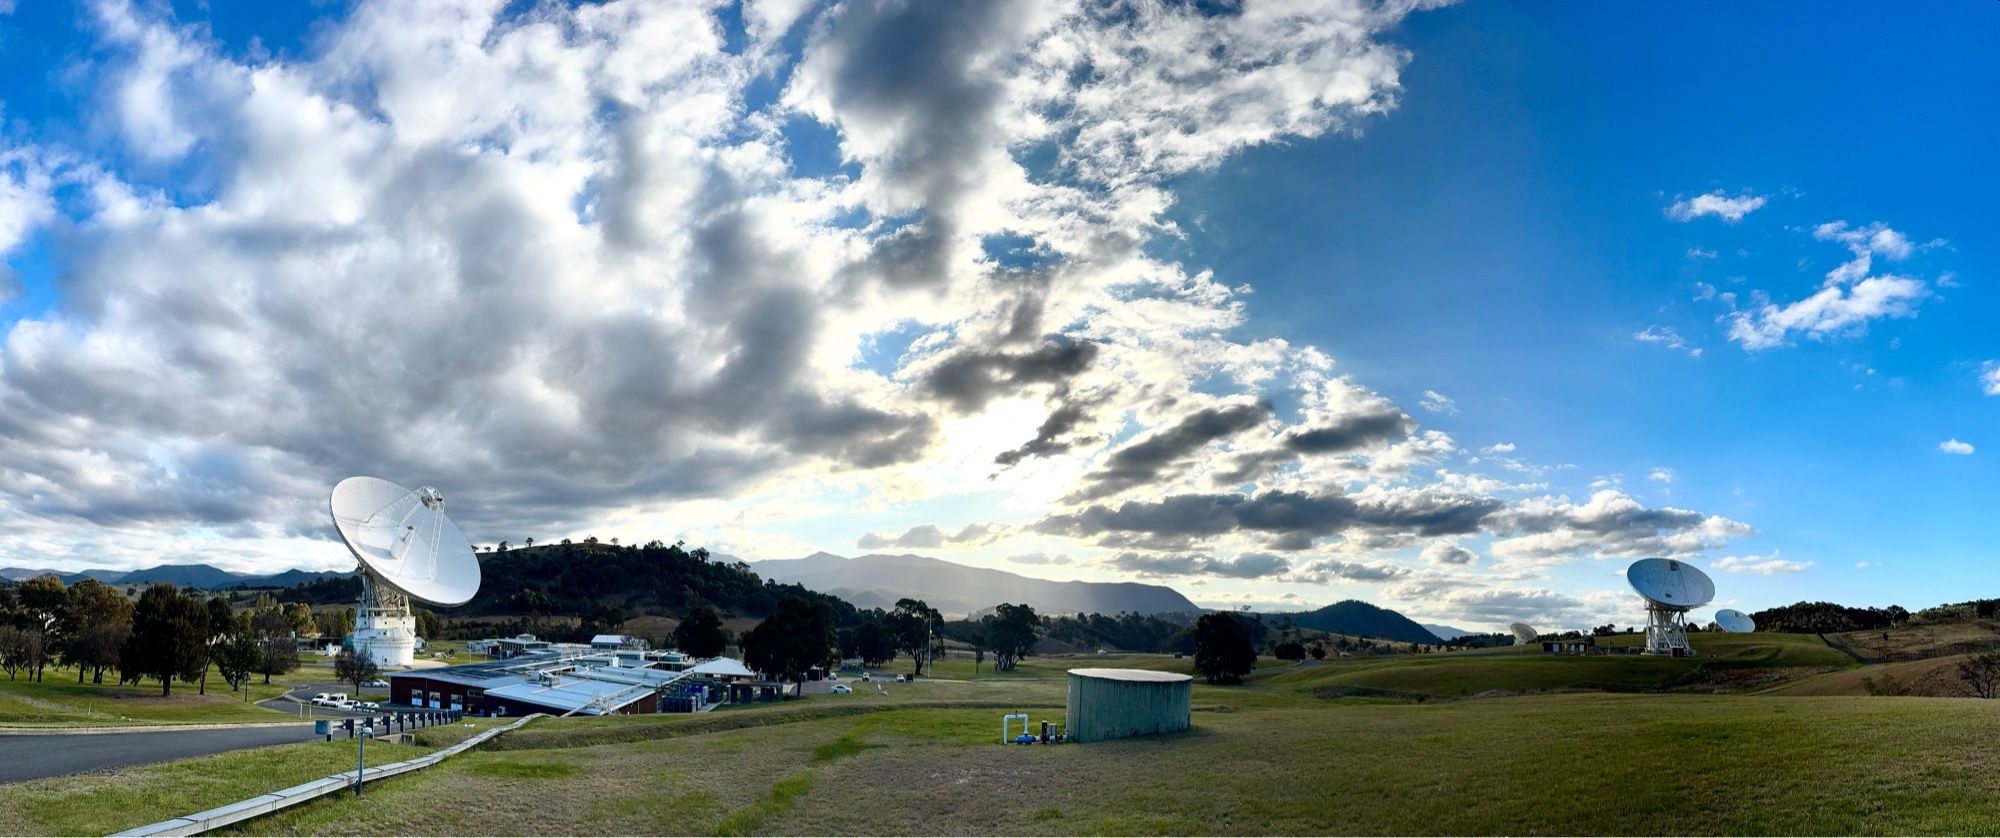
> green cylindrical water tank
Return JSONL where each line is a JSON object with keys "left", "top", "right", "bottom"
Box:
{"left": 1065, "top": 668, "right": 1193, "bottom": 743}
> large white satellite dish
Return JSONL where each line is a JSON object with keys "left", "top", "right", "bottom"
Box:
{"left": 331, "top": 476, "right": 481, "bottom": 667}
{"left": 1714, "top": 608, "right": 1755, "bottom": 634}
{"left": 1626, "top": 558, "right": 1715, "bottom": 656}
{"left": 1509, "top": 623, "right": 1539, "bottom": 646}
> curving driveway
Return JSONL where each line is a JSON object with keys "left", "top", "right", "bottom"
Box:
{"left": 0, "top": 724, "right": 321, "bottom": 784}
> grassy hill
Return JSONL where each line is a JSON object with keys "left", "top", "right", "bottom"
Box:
{"left": 1260, "top": 632, "right": 1854, "bottom": 697}
{"left": 20, "top": 647, "right": 2000, "bottom": 835}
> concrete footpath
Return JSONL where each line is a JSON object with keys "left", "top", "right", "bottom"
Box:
{"left": 0, "top": 724, "right": 321, "bottom": 784}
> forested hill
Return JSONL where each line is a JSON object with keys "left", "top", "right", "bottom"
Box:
{"left": 277, "top": 540, "right": 857, "bottom": 624}
{"left": 1283, "top": 600, "right": 1443, "bottom": 644}
{"left": 469, "top": 540, "right": 858, "bottom": 623}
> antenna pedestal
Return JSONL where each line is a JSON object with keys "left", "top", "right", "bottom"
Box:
{"left": 1642, "top": 605, "right": 1691, "bottom": 656}
{"left": 354, "top": 571, "right": 416, "bottom": 668}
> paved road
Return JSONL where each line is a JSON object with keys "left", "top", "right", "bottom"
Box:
{"left": 0, "top": 725, "right": 320, "bottom": 784}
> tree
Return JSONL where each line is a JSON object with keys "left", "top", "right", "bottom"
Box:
{"left": 524, "top": 537, "right": 534, "bottom": 549}
{"left": 122, "top": 585, "right": 211, "bottom": 697}
{"left": 284, "top": 602, "right": 316, "bottom": 637}
{"left": 741, "top": 596, "right": 837, "bottom": 696}
{"left": 63, "top": 579, "right": 133, "bottom": 684}
{"left": 1960, "top": 652, "right": 2000, "bottom": 699}
{"left": 213, "top": 617, "right": 261, "bottom": 695}
{"left": 1274, "top": 641, "right": 1308, "bottom": 661}
{"left": 672, "top": 606, "right": 729, "bottom": 658}
{"left": 0, "top": 626, "right": 44, "bottom": 681}
{"left": 1309, "top": 643, "right": 1327, "bottom": 660}
{"left": 888, "top": 599, "right": 942, "bottom": 675}
{"left": 201, "top": 597, "right": 235, "bottom": 695}
{"left": 252, "top": 605, "right": 300, "bottom": 685}
{"left": 334, "top": 649, "right": 380, "bottom": 696}
{"left": 1193, "top": 613, "right": 1256, "bottom": 684}
{"left": 986, "top": 603, "right": 1039, "bottom": 672}
{"left": 16, "top": 576, "right": 68, "bottom": 682}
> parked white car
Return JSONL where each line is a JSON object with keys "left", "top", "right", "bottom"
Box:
{"left": 831, "top": 684, "right": 852, "bottom": 694}
{"left": 362, "top": 679, "right": 389, "bottom": 688}
{"left": 356, "top": 701, "right": 381, "bottom": 711}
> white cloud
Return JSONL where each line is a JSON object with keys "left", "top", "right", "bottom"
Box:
{"left": 1981, "top": 361, "right": 2000, "bottom": 396}
{"left": 1646, "top": 467, "right": 1674, "bottom": 484}
{"left": 1939, "top": 439, "right": 1975, "bottom": 456}
{"left": 1686, "top": 247, "right": 1717, "bottom": 259}
{"left": 1633, "top": 326, "right": 1701, "bottom": 358}
{"left": 1711, "top": 552, "right": 1811, "bottom": 574}
{"left": 1482, "top": 442, "right": 1515, "bottom": 454}
{"left": 1420, "top": 539, "right": 1476, "bottom": 566}
{"left": 1724, "top": 221, "right": 1936, "bottom": 351}
{"left": 1854, "top": 561, "right": 1870, "bottom": 569}
{"left": 1666, "top": 190, "right": 1766, "bottom": 223}
{"left": 1419, "top": 390, "right": 1457, "bottom": 415}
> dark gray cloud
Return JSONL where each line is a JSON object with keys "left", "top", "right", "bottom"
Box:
{"left": 1107, "top": 551, "right": 1292, "bottom": 579}
{"left": 919, "top": 337, "right": 1100, "bottom": 413}
{"left": 994, "top": 401, "right": 1093, "bottom": 467}
{"left": 1282, "top": 406, "right": 1413, "bottom": 453}
{"left": 855, "top": 522, "right": 996, "bottom": 550}
{"left": 1037, "top": 488, "right": 1503, "bottom": 543}
{"left": 1070, "top": 401, "right": 1269, "bottom": 500}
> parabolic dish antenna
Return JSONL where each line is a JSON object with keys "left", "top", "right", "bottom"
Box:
{"left": 1714, "top": 608, "right": 1756, "bottom": 634}
{"left": 330, "top": 476, "right": 481, "bottom": 667}
{"left": 1625, "top": 558, "right": 1715, "bottom": 657}
{"left": 1509, "top": 623, "right": 1539, "bottom": 646}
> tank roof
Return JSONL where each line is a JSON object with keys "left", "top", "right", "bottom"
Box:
{"left": 1068, "top": 668, "right": 1194, "bottom": 683}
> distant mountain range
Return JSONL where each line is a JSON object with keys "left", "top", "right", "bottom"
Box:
{"left": 749, "top": 552, "right": 1201, "bottom": 617}
{"left": 1422, "top": 623, "right": 1474, "bottom": 641}
{"left": 1283, "top": 600, "right": 1444, "bottom": 644}
{"left": 0, "top": 563, "right": 350, "bottom": 590}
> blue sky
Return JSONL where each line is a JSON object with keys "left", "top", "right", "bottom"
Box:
{"left": 0, "top": 0, "right": 1992, "bottom": 629}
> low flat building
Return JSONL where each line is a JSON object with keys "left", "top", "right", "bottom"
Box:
{"left": 388, "top": 652, "right": 760, "bottom": 717}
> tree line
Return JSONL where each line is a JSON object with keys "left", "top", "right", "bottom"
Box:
{"left": 0, "top": 576, "right": 311, "bottom": 696}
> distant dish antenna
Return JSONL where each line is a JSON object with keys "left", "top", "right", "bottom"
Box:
{"left": 1509, "top": 623, "right": 1538, "bottom": 646}
{"left": 331, "top": 477, "right": 481, "bottom": 668}
{"left": 1713, "top": 608, "right": 1755, "bottom": 634}
{"left": 1626, "top": 558, "right": 1715, "bottom": 656}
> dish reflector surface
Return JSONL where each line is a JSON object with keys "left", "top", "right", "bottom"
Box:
{"left": 1509, "top": 623, "right": 1538, "bottom": 644}
{"left": 330, "top": 476, "right": 480, "bottom": 606}
{"left": 1714, "top": 608, "right": 1755, "bottom": 633}
{"left": 1625, "top": 558, "right": 1714, "bottom": 610}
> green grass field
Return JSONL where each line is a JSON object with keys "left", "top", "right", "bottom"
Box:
{"left": 0, "top": 664, "right": 300, "bottom": 728}
{"left": 22, "top": 636, "right": 2000, "bottom": 835}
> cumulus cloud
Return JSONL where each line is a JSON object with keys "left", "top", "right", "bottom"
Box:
{"left": 1725, "top": 220, "right": 1937, "bottom": 351}
{"left": 1939, "top": 439, "right": 1975, "bottom": 456}
{"left": 1287, "top": 557, "right": 1408, "bottom": 583}
{"left": 0, "top": 0, "right": 1463, "bottom": 571}
{"left": 1037, "top": 487, "right": 1503, "bottom": 547}
{"left": 1070, "top": 401, "right": 1270, "bottom": 500}
{"left": 1646, "top": 468, "right": 1674, "bottom": 484}
{"left": 1420, "top": 539, "right": 1476, "bottom": 566}
{"left": 1419, "top": 390, "right": 1457, "bottom": 415}
{"left": 0, "top": 0, "right": 1762, "bottom": 595}
{"left": 1711, "top": 553, "right": 1812, "bottom": 574}
{"left": 1488, "top": 490, "right": 1752, "bottom": 566}
{"left": 1666, "top": 190, "right": 1766, "bottom": 223}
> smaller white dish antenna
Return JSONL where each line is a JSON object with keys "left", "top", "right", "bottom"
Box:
{"left": 1714, "top": 609, "right": 1755, "bottom": 633}
{"left": 1509, "top": 623, "right": 1538, "bottom": 645}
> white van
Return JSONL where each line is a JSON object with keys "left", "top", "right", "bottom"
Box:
{"left": 310, "top": 692, "right": 332, "bottom": 705}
